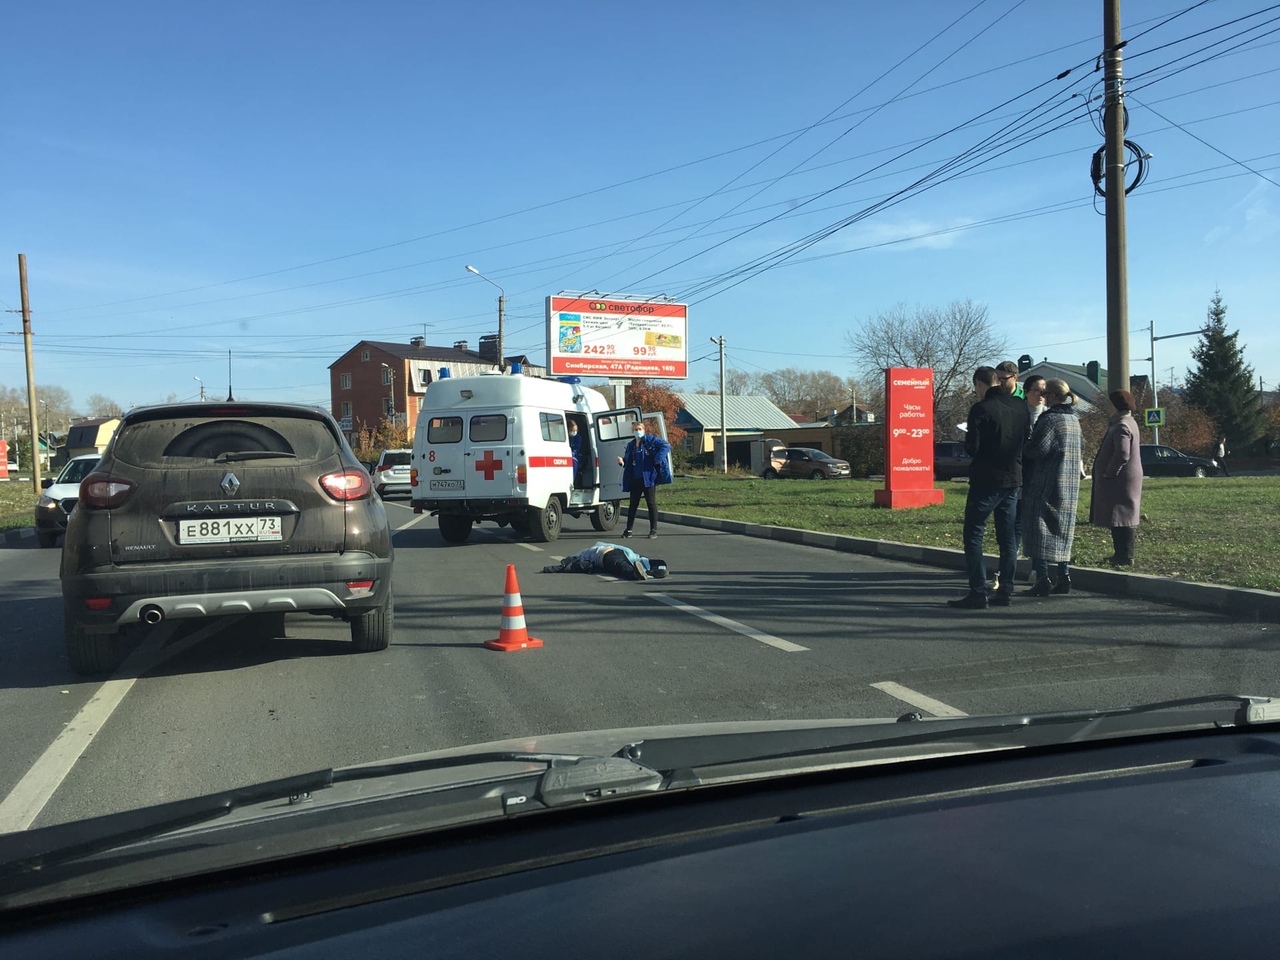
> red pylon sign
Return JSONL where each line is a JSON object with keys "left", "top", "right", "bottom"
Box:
{"left": 484, "top": 564, "right": 544, "bottom": 652}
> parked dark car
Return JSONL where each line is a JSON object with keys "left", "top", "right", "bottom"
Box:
{"left": 1139, "top": 444, "right": 1220, "bottom": 478}
{"left": 60, "top": 402, "right": 394, "bottom": 675}
{"left": 763, "top": 447, "right": 851, "bottom": 480}
{"left": 934, "top": 441, "right": 972, "bottom": 480}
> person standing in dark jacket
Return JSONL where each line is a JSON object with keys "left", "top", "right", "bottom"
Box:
{"left": 949, "top": 365, "right": 1031, "bottom": 610}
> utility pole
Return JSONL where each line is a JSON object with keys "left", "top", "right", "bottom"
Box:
{"left": 710, "top": 336, "right": 727, "bottom": 473}
{"left": 18, "top": 254, "right": 41, "bottom": 492}
{"left": 1103, "top": 0, "right": 1130, "bottom": 396}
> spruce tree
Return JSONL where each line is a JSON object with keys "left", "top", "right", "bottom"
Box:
{"left": 1183, "top": 289, "right": 1263, "bottom": 448}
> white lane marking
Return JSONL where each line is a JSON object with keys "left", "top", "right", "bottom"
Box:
{"left": 870, "top": 681, "right": 968, "bottom": 718}
{"left": 0, "top": 617, "right": 238, "bottom": 833}
{"left": 647, "top": 593, "right": 808, "bottom": 653}
{"left": 393, "top": 514, "right": 426, "bottom": 533}
{"left": 517, "top": 543, "right": 542, "bottom": 552}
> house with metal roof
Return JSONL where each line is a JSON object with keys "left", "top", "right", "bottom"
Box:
{"left": 674, "top": 393, "right": 853, "bottom": 467}
{"left": 328, "top": 336, "right": 546, "bottom": 441}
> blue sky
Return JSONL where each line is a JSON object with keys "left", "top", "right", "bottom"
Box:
{"left": 4, "top": 0, "right": 1278, "bottom": 411}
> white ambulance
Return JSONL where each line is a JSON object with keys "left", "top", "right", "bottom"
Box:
{"left": 410, "top": 371, "right": 667, "bottom": 543}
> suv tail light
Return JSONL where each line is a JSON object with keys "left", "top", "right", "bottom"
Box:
{"left": 321, "top": 469, "right": 371, "bottom": 501}
{"left": 79, "top": 474, "right": 135, "bottom": 509}
{"left": 375, "top": 463, "right": 392, "bottom": 472}
{"left": 410, "top": 468, "right": 418, "bottom": 487}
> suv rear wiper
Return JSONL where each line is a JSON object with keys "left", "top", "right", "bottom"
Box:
{"left": 0, "top": 750, "right": 659, "bottom": 886}
{"left": 213, "top": 451, "right": 298, "bottom": 463}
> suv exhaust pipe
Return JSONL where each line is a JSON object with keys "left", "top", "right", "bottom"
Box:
{"left": 140, "top": 605, "right": 165, "bottom": 625}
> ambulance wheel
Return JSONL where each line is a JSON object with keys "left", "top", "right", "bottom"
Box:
{"left": 509, "top": 512, "right": 530, "bottom": 536}
{"left": 591, "top": 500, "right": 620, "bottom": 532}
{"left": 438, "top": 513, "right": 473, "bottom": 543}
{"left": 529, "top": 499, "right": 562, "bottom": 542}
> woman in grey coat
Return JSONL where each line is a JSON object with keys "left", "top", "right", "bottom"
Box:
{"left": 1022, "top": 380, "right": 1083, "bottom": 596}
{"left": 1090, "top": 389, "right": 1144, "bottom": 566}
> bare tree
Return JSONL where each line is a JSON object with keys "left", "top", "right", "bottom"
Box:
{"left": 845, "top": 299, "right": 1008, "bottom": 419}
{"left": 754, "top": 368, "right": 853, "bottom": 419}
{"left": 697, "top": 368, "right": 757, "bottom": 395}
{"left": 85, "top": 393, "right": 125, "bottom": 417}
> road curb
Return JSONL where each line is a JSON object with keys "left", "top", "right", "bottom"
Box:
{"left": 651, "top": 509, "right": 1280, "bottom": 623}
{"left": 2, "top": 526, "right": 35, "bottom": 544}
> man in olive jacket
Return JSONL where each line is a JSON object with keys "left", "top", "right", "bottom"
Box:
{"left": 949, "top": 365, "right": 1031, "bottom": 609}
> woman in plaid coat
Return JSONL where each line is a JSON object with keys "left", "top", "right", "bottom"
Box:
{"left": 1021, "top": 379, "right": 1083, "bottom": 596}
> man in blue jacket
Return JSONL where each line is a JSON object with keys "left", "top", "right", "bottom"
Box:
{"left": 617, "top": 420, "right": 672, "bottom": 539}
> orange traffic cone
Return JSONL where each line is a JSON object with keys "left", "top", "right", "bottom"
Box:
{"left": 484, "top": 564, "right": 543, "bottom": 652}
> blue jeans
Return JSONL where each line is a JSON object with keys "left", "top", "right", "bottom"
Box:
{"left": 963, "top": 486, "right": 1018, "bottom": 597}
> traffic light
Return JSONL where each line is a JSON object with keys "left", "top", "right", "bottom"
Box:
{"left": 1086, "top": 360, "right": 1101, "bottom": 385}
{"left": 1018, "top": 354, "right": 1033, "bottom": 373}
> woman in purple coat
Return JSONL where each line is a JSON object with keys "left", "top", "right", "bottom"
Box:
{"left": 1090, "top": 389, "right": 1144, "bottom": 567}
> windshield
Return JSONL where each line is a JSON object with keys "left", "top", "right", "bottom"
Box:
{"left": 55, "top": 458, "right": 98, "bottom": 485}
{"left": 3, "top": 0, "right": 1278, "bottom": 906}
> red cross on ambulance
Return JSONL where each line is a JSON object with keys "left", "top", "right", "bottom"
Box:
{"left": 475, "top": 449, "right": 504, "bottom": 481}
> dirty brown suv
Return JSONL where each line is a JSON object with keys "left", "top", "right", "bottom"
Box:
{"left": 60, "top": 402, "right": 394, "bottom": 675}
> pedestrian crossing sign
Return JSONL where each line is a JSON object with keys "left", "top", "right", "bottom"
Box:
{"left": 1145, "top": 407, "right": 1165, "bottom": 427}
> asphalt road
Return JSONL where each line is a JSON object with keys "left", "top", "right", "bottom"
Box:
{"left": 2, "top": 500, "right": 1277, "bottom": 831}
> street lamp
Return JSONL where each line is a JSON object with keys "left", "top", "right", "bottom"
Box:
{"left": 39, "top": 399, "right": 50, "bottom": 470}
{"left": 193, "top": 376, "right": 205, "bottom": 402}
{"left": 465, "top": 265, "right": 506, "bottom": 371}
{"left": 380, "top": 362, "right": 396, "bottom": 424}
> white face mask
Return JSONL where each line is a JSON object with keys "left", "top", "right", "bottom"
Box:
{"left": 632, "top": 430, "right": 644, "bottom": 439}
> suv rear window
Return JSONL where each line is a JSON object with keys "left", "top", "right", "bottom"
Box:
{"left": 379, "top": 452, "right": 412, "bottom": 466}
{"left": 112, "top": 415, "right": 340, "bottom": 467}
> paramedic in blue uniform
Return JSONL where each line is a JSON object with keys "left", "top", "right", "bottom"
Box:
{"left": 618, "top": 420, "right": 671, "bottom": 539}
{"left": 568, "top": 420, "right": 584, "bottom": 488}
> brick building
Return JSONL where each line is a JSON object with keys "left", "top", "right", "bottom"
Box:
{"left": 328, "top": 336, "right": 546, "bottom": 443}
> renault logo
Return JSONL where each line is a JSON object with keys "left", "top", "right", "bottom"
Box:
{"left": 220, "top": 472, "right": 241, "bottom": 496}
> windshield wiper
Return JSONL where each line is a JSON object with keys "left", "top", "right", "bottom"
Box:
{"left": 213, "top": 451, "right": 298, "bottom": 463}
{"left": 645, "top": 695, "right": 1280, "bottom": 784}
{"left": 0, "top": 750, "right": 659, "bottom": 886}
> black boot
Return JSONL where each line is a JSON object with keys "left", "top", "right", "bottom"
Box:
{"left": 1051, "top": 575, "right": 1071, "bottom": 595}
{"left": 1024, "top": 578, "right": 1053, "bottom": 597}
{"left": 1114, "top": 527, "right": 1136, "bottom": 566}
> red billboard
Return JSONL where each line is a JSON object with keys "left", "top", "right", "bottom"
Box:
{"left": 873, "top": 367, "right": 944, "bottom": 509}
{"left": 0, "top": 440, "right": 7, "bottom": 480}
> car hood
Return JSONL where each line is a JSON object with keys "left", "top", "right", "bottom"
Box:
{"left": 41, "top": 482, "right": 81, "bottom": 500}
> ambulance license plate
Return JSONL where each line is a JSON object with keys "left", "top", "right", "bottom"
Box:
{"left": 430, "top": 480, "right": 465, "bottom": 491}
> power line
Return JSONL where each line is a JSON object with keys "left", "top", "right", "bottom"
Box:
{"left": 1125, "top": 2, "right": 1280, "bottom": 61}
{"left": 614, "top": 55, "right": 1095, "bottom": 300}
{"left": 578, "top": 0, "right": 1022, "bottom": 290}
{"left": 1129, "top": 95, "right": 1280, "bottom": 189}
{"left": 34, "top": 7, "right": 1201, "bottom": 321}
{"left": 673, "top": 85, "right": 1094, "bottom": 304}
